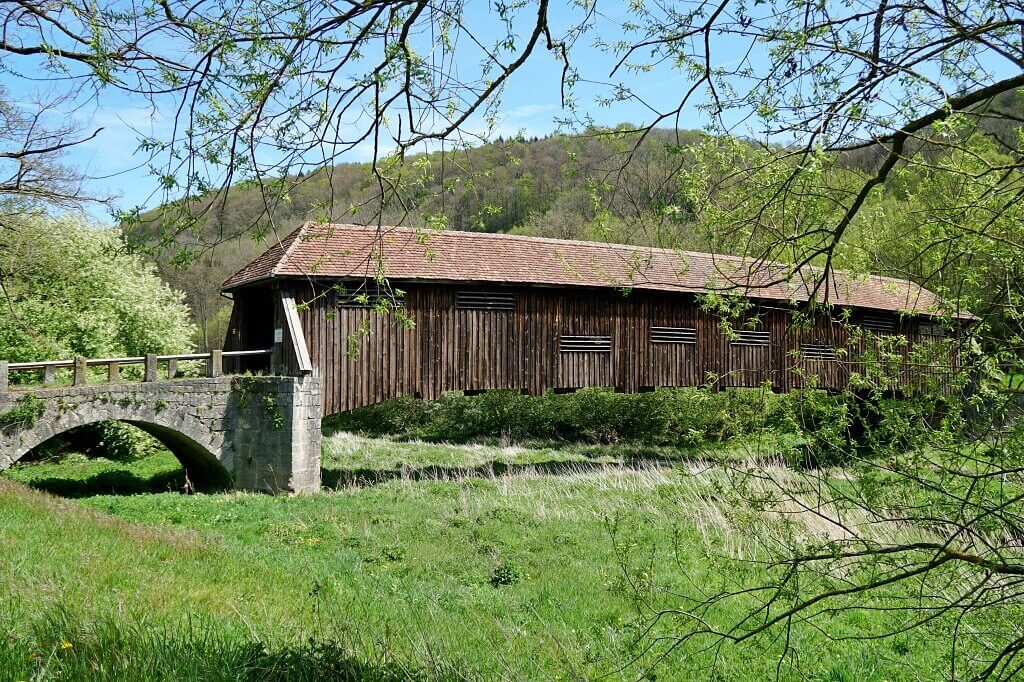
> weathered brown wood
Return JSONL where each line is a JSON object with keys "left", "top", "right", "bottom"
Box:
{"left": 226, "top": 279, "right": 957, "bottom": 416}
{"left": 279, "top": 290, "right": 313, "bottom": 374}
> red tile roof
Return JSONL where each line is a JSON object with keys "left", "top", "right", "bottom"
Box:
{"left": 223, "top": 222, "right": 967, "bottom": 318}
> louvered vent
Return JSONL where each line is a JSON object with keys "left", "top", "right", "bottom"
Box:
{"left": 650, "top": 326, "right": 697, "bottom": 345}
{"left": 861, "top": 316, "right": 896, "bottom": 334}
{"left": 337, "top": 288, "right": 381, "bottom": 308}
{"left": 920, "top": 322, "right": 945, "bottom": 338}
{"left": 802, "top": 343, "right": 837, "bottom": 361}
{"left": 559, "top": 335, "right": 612, "bottom": 353}
{"left": 456, "top": 290, "right": 516, "bottom": 310}
{"left": 730, "top": 330, "right": 770, "bottom": 346}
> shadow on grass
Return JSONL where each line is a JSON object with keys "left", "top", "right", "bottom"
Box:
{"left": 15, "top": 466, "right": 189, "bottom": 498}
{"left": 20, "top": 456, "right": 673, "bottom": 497}
{"left": 240, "top": 641, "right": 428, "bottom": 681}
{"left": 6, "top": 635, "right": 434, "bottom": 681}
{"left": 322, "top": 456, "right": 679, "bottom": 489}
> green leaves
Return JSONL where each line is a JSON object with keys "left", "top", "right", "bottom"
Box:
{"left": 0, "top": 213, "right": 196, "bottom": 364}
{"left": 0, "top": 395, "right": 46, "bottom": 431}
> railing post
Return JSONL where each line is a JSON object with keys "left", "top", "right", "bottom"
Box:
{"left": 144, "top": 354, "right": 158, "bottom": 382}
{"left": 108, "top": 362, "right": 120, "bottom": 383}
{"left": 167, "top": 358, "right": 178, "bottom": 380}
{"left": 0, "top": 361, "right": 8, "bottom": 393}
{"left": 43, "top": 365, "right": 56, "bottom": 385}
{"left": 208, "top": 350, "right": 223, "bottom": 378}
{"left": 73, "top": 356, "right": 88, "bottom": 386}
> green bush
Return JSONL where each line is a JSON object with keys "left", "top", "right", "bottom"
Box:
{"left": 489, "top": 559, "right": 523, "bottom": 587}
{"left": 0, "top": 395, "right": 46, "bottom": 431}
{"left": 327, "top": 387, "right": 846, "bottom": 447}
{"left": 858, "top": 395, "right": 942, "bottom": 452}
{"left": 32, "top": 421, "right": 161, "bottom": 463}
{"left": 784, "top": 391, "right": 854, "bottom": 468}
{"left": 325, "top": 387, "right": 942, "bottom": 467}
{"left": 0, "top": 213, "right": 195, "bottom": 367}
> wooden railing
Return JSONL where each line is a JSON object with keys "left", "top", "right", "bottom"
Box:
{"left": 0, "top": 349, "right": 272, "bottom": 392}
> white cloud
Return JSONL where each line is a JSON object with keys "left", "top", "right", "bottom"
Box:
{"left": 503, "top": 103, "right": 559, "bottom": 120}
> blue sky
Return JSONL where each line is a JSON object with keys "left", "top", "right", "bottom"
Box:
{"left": 2, "top": 3, "right": 745, "bottom": 223}
{"left": 3, "top": 2, "right": 1015, "bottom": 224}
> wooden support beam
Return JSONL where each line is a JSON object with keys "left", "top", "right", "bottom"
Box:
{"left": 108, "top": 362, "right": 120, "bottom": 383}
{"left": 279, "top": 290, "right": 313, "bottom": 375}
{"left": 43, "top": 365, "right": 56, "bottom": 385}
{"left": 209, "top": 350, "right": 223, "bottom": 377}
{"left": 0, "top": 361, "right": 7, "bottom": 393}
{"left": 167, "top": 358, "right": 179, "bottom": 380}
{"left": 144, "top": 354, "right": 158, "bottom": 382}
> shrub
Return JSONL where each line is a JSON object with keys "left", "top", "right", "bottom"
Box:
{"left": 326, "top": 386, "right": 867, "bottom": 451}
{"left": 0, "top": 395, "right": 46, "bottom": 431}
{"left": 325, "top": 386, "right": 940, "bottom": 466}
{"left": 31, "top": 421, "right": 161, "bottom": 463}
{"left": 0, "top": 213, "right": 195, "bottom": 365}
{"left": 90, "top": 421, "right": 161, "bottom": 462}
{"left": 489, "top": 559, "right": 523, "bottom": 587}
{"left": 858, "top": 394, "right": 941, "bottom": 452}
{"left": 785, "top": 391, "right": 853, "bottom": 468}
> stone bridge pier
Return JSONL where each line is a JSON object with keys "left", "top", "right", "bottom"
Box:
{"left": 0, "top": 375, "right": 322, "bottom": 493}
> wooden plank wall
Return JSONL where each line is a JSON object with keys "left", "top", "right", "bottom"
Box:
{"left": 255, "top": 280, "right": 948, "bottom": 415}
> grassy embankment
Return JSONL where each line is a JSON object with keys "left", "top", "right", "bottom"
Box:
{"left": 1, "top": 422, "right": 998, "bottom": 680}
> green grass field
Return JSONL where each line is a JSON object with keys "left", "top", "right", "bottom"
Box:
{"left": 0, "top": 431, "right": 994, "bottom": 680}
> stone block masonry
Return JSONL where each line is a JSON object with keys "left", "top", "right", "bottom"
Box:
{"left": 0, "top": 375, "right": 322, "bottom": 494}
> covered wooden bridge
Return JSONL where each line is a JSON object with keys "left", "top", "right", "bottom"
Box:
{"left": 223, "top": 223, "right": 969, "bottom": 416}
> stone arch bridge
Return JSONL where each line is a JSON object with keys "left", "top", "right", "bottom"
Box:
{"left": 0, "top": 351, "right": 321, "bottom": 493}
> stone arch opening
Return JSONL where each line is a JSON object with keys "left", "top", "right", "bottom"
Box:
{"left": 123, "top": 420, "right": 232, "bottom": 491}
{"left": 10, "top": 417, "right": 231, "bottom": 494}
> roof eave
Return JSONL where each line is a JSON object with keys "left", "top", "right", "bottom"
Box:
{"left": 223, "top": 271, "right": 968, "bottom": 318}
{"left": 221, "top": 272, "right": 277, "bottom": 292}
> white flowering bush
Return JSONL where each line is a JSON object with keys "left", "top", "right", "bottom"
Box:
{"left": 0, "top": 212, "right": 195, "bottom": 362}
